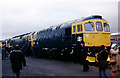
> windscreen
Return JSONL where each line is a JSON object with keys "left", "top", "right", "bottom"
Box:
{"left": 104, "top": 23, "right": 110, "bottom": 32}
{"left": 84, "top": 22, "right": 94, "bottom": 31}
{"left": 96, "top": 22, "right": 103, "bottom": 31}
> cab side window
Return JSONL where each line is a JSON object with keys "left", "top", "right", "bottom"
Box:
{"left": 77, "top": 25, "right": 82, "bottom": 32}
{"left": 80, "top": 25, "right": 82, "bottom": 31}
{"left": 77, "top": 25, "right": 80, "bottom": 32}
{"left": 73, "top": 26, "right": 76, "bottom": 32}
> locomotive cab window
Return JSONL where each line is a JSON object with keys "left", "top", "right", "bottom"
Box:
{"left": 96, "top": 22, "right": 103, "bottom": 31}
{"left": 81, "top": 25, "right": 82, "bottom": 31}
{"left": 77, "top": 25, "right": 82, "bottom": 32}
{"left": 73, "top": 26, "right": 76, "bottom": 32}
{"left": 84, "top": 22, "right": 94, "bottom": 31}
{"left": 104, "top": 23, "right": 110, "bottom": 32}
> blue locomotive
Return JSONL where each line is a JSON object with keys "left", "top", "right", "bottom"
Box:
{"left": 3, "top": 15, "right": 111, "bottom": 62}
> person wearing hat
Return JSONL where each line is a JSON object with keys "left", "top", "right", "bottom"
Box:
{"left": 97, "top": 45, "right": 110, "bottom": 78}
{"left": 80, "top": 41, "right": 89, "bottom": 72}
{"left": 110, "top": 44, "right": 119, "bottom": 78}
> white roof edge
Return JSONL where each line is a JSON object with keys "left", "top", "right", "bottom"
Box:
{"left": 111, "top": 32, "right": 120, "bottom": 35}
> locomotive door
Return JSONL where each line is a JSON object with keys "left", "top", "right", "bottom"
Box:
{"left": 72, "top": 34, "right": 76, "bottom": 45}
{"left": 65, "top": 27, "right": 72, "bottom": 46}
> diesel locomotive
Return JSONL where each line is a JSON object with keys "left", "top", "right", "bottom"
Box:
{"left": 2, "top": 15, "right": 111, "bottom": 62}
{"left": 32, "top": 15, "right": 111, "bottom": 62}
{"left": 2, "top": 32, "right": 32, "bottom": 54}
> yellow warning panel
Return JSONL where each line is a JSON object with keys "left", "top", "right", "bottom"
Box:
{"left": 86, "top": 56, "right": 96, "bottom": 62}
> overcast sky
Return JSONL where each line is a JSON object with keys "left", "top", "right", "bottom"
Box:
{"left": 0, "top": 0, "right": 119, "bottom": 39}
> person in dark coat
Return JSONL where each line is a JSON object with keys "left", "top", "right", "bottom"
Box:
{"left": 73, "top": 41, "right": 82, "bottom": 63}
{"left": 10, "top": 45, "right": 26, "bottom": 78}
{"left": 80, "top": 41, "right": 89, "bottom": 72}
{"left": 97, "top": 45, "right": 110, "bottom": 78}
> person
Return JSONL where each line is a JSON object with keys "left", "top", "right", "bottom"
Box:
{"left": 110, "top": 44, "right": 119, "bottom": 78}
{"left": 10, "top": 45, "right": 26, "bottom": 78}
{"left": 97, "top": 45, "right": 110, "bottom": 78}
{"left": 2, "top": 48, "right": 9, "bottom": 60}
{"left": 80, "top": 41, "right": 89, "bottom": 72}
{"left": 73, "top": 41, "right": 82, "bottom": 63}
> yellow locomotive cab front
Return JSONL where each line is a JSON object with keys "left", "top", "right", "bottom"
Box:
{"left": 72, "top": 18, "right": 111, "bottom": 62}
{"left": 83, "top": 32, "right": 111, "bottom": 47}
{"left": 82, "top": 19, "right": 111, "bottom": 47}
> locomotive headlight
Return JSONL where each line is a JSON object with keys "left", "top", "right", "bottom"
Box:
{"left": 77, "top": 36, "right": 82, "bottom": 42}
{"left": 86, "top": 34, "right": 88, "bottom": 37}
{"left": 33, "top": 42, "right": 35, "bottom": 45}
{"left": 37, "top": 42, "right": 39, "bottom": 45}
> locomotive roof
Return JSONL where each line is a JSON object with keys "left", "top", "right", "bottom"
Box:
{"left": 37, "top": 15, "right": 105, "bottom": 33}
{"left": 12, "top": 32, "right": 31, "bottom": 39}
{"left": 111, "top": 32, "right": 120, "bottom": 36}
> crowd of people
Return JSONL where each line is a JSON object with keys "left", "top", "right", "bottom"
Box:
{"left": 1, "top": 41, "right": 120, "bottom": 78}
{"left": 75, "top": 41, "right": 120, "bottom": 78}
{"left": 97, "top": 44, "right": 120, "bottom": 78}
